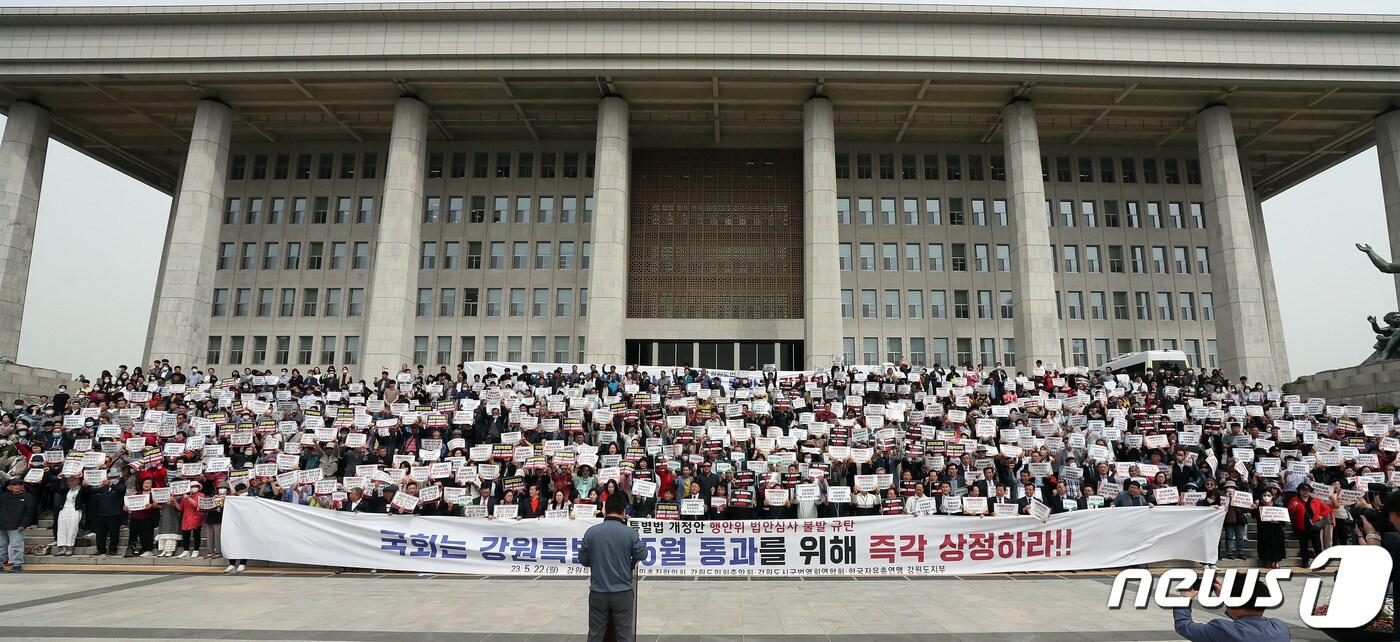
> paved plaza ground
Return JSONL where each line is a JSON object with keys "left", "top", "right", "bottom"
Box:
{"left": 0, "top": 566, "right": 1338, "bottom": 641}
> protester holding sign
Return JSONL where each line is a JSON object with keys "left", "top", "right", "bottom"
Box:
{"left": 0, "top": 356, "right": 1396, "bottom": 575}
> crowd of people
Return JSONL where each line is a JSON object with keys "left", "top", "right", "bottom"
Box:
{"left": 0, "top": 357, "right": 1397, "bottom": 575}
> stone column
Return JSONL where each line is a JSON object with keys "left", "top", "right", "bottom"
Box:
{"left": 583, "top": 96, "right": 629, "bottom": 365}
{"left": 803, "top": 97, "right": 843, "bottom": 369}
{"left": 1243, "top": 169, "right": 1291, "bottom": 385}
{"left": 1197, "top": 104, "right": 1274, "bottom": 383}
{"left": 1001, "top": 100, "right": 1062, "bottom": 369}
{"left": 1377, "top": 109, "right": 1400, "bottom": 307}
{"left": 0, "top": 102, "right": 49, "bottom": 361}
{"left": 149, "top": 99, "right": 232, "bottom": 367}
{"left": 362, "top": 97, "right": 429, "bottom": 378}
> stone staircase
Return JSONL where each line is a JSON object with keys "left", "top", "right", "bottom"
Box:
{"left": 20, "top": 515, "right": 306, "bottom": 569}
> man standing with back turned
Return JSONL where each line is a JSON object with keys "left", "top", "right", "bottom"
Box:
{"left": 579, "top": 492, "right": 645, "bottom": 642}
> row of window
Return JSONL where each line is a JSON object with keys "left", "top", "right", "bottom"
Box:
{"left": 212, "top": 287, "right": 365, "bottom": 318}
{"left": 214, "top": 240, "right": 595, "bottom": 272}
{"left": 414, "top": 287, "right": 589, "bottom": 319}
{"left": 836, "top": 197, "right": 1205, "bottom": 230}
{"left": 836, "top": 153, "right": 1203, "bottom": 186}
{"left": 840, "top": 336, "right": 1219, "bottom": 370}
{"left": 205, "top": 334, "right": 589, "bottom": 368}
{"left": 207, "top": 335, "right": 362, "bottom": 367}
{"left": 420, "top": 240, "right": 591, "bottom": 271}
{"left": 411, "top": 335, "right": 587, "bottom": 367}
{"left": 839, "top": 243, "right": 1210, "bottom": 276}
{"left": 228, "top": 151, "right": 597, "bottom": 182}
{"left": 840, "top": 289, "right": 1215, "bottom": 323}
{"left": 221, "top": 195, "right": 598, "bottom": 227}
{"left": 211, "top": 286, "right": 594, "bottom": 320}
{"left": 422, "top": 195, "right": 594, "bottom": 225}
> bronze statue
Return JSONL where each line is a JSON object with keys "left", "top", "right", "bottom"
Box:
{"left": 1357, "top": 243, "right": 1400, "bottom": 273}
{"left": 1358, "top": 243, "right": 1400, "bottom": 362}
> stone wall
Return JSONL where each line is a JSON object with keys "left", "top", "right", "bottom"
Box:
{"left": 0, "top": 362, "right": 73, "bottom": 405}
{"left": 1285, "top": 361, "right": 1400, "bottom": 410}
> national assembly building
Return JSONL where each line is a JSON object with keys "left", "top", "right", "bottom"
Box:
{"left": 2, "top": 2, "right": 1400, "bottom": 385}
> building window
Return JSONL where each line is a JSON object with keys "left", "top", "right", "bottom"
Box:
{"left": 483, "top": 336, "right": 499, "bottom": 360}
{"left": 881, "top": 243, "right": 898, "bottom": 271}
{"left": 252, "top": 336, "right": 268, "bottom": 364}
{"left": 1113, "top": 292, "right": 1129, "bottom": 320}
{"left": 1000, "top": 290, "right": 1014, "bottom": 319}
{"left": 223, "top": 198, "right": 240, "bottom": 225}
{"left": 416, "top": 289, "right": 432, "bottom": 317}
{"left": 1201, "top": 293, "right": 1214, "bottom": 321}
{"left": 439, "top": 288, "right": 456, "bottom": 317}
{"left": 930, "top": 290, "right": 946, "bottom": 319}
{"left": 489, "top": 242, "right": 505, "bottom": 270}
{"left": 322, "top": 289, "right": 341, "bottom": 318}
{"left": 234, "top": 289, "right": 250, "bottom": 317}
{"left": 211, "top": 289, "right": 228, "bottom": 317}
{"left": 460, "top": 337, "right": 477, "bottom": 363}
{"left": 297, "top": 336, "right": 313, "bottom": 365}
{"left": 1090, "top": 291, "right": 1106, "bottom": 320}
{"left": 279, "top": 289, "right": 295, "bottom": 317}
{"left": 240, "top": 243, "right": 256, "bottom": 270}
{"left": 208, "top": 337, "right": 224, "bottom": 365}
{"left": 330, "top": 242, "right": 347, "bottom": 270}
{"left": 509, "top": 288, "right": 525, "bottom": 317}
{"left": 883, "top": 290, "right": 900, "bottom": 319}
{"left": 860, "top": 290, "right": 877, "bottom": 319}
{"left": 555, "top": 289, "right": 573, "bottom": 317}
{"left": 857, "top": 198, "right": 873, "bottom": 225}
{"left": 413, "top": 336, "right": 428, "bottom": 366}
{"left": 348, "top": 288, "right": 364, "bottom": 317}
{"left": 229, "top": 337, "right": 244, "bottom": 364}
{"left": 437, "top": 336, "right": 454, "bottom": 365}
{"left": 1135, "top": 292, "right": 1152, "bottom": 320}
{"left": 257, "top": 288, "right": 272, "bottom": 316}
{"left": 463, "top": 288, "right": 479, "bottom": 317}
{"left": 535, "top": 242, "right": 553, "bottom": 270}
{"left": 420, "top": 242, "right": 437, "bottom": 269}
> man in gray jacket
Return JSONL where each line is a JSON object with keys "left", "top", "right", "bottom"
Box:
{"left": 580, "top": 492, "right": 645, "bottom": 642}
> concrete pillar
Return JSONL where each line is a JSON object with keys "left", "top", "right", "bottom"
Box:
{"left": 362, "top": 97, "right": 429, "bottom": 378}
{"left": 1243, "top": 168, "right": 1291, "bottom": 385}
{"left": 583, "top": 96, "right": 629, "bottom": 365}
{"left": 1001, "top": 100, "right": 1062, "bottom": 370}
{"left": 1377, "top": 109, "right": 1400, "bottom": 307}
{"left": 0, "top": 102, "right": 49, "bottom": 361}
{"left": 802, "top": 97, "right": 843, "bottom": 370}
{"left": 1197, "top": 104, "right": 1274, "bottom": 383}
{"left": 148, "top": 100, "right": 232, "bottom": 367}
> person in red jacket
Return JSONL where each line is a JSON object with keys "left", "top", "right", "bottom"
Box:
{"left": 1286, "top": 484, "right": 1332, "bottom": 567}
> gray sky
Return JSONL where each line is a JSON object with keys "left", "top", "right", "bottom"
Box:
{"left": 4, "top": 0, "right": 1397, "bottom": 381}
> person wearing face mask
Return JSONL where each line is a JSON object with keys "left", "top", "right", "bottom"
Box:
{"left": 203, "top": 486, "right": 228, "bottom": 560}
{"left": 1254, "top": 488, "right": 1286, "bottom": 569}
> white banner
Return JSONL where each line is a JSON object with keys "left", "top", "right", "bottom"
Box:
{"left": 224, "top": 497, "right": 1224, "bottom": 576}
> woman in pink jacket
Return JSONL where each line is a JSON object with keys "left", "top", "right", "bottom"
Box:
{"left": 177, "top": 482, "right": 207, "bottom": 558}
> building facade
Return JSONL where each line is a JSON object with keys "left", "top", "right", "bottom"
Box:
{"left": 4, "top": 2, "right": 1400, "bottom": 385}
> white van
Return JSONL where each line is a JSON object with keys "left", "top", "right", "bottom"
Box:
{"left": 1102, "top": 350, "right": 1191, "bottom": 378}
